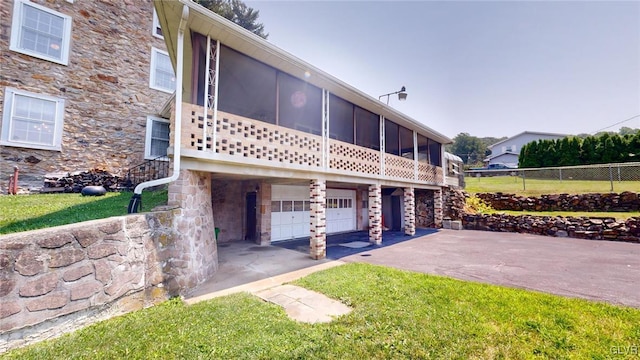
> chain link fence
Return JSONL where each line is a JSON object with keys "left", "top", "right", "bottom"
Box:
{"left": 464, "top": 162, "right": 640, "bottom": 193}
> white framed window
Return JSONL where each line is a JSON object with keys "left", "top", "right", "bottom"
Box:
{"left": 1, "top": 88, "right": 65, "bottom": 151}
{"left": 9, "top": 0, "right": 72, "bottom": 65}
{"left": 152, "top": 8, "right": 163, "bottom": 39}
{"left": 145, "top": 116, "right": 170, "bottom": 159}
{"left": 149, "top": 47, "right": 175, "bottom": 93}
{"left": 511, "top": 145, "right": 517, "bottom": 152}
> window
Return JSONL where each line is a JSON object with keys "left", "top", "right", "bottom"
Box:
{"left": 218, "top": 45, "right": 277, "bottom": 123}
{"left": 417, "top": 134, "right": 429, "bottom": 162}
{"left": 399, "top": 126, "right": 414, "bottom": 159}
{"left": 145, "top": 116, "right": 170, "bottom": 159}
{"left": 384, "top": 120, "right": 399, "bottom": 155}
{"left": 328, "top": 94, "right": 354, "bottom": 143}
{"left": 429, "top": 140, "right": 442, "bottom": 166}
{"left": 277, "top": 72, "right": 322, "bottom": 136}
{"left": 511, "top": 145, "right": 517, "bottom": 152}
{"left": 355, "top": 107, "right": 380, "bottom": 151}
{"left": 10, "top": 0, "right": 72, "bottom": 65}
{"left": 1, "top": 88, "right": 65, "bottom": 151}
{"left": 150, "top": 47, "right": 175, "bottom": 93}
{"left": 152, "top": 8, "right": 163, "bottom": 38}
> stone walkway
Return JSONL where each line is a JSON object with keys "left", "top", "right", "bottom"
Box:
{"left": 255, "top": 285, "right": 351, "bottom": 323}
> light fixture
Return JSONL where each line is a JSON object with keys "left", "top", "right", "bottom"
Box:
{"left": 379, "top": 86, "right": 408, "bottom": 105}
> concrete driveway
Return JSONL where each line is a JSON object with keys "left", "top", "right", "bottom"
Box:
{"left": 342, "top": 229, "right": 640, "bottom": 308}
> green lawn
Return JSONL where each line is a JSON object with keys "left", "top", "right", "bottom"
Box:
{"left": 0, "top": 190, "right": 167, "bottom": 235}
{"left": 465, "top": 176, "right": 639, "bottom": 197}
{"left": 4, "top": 263, "right": 638, "bottom": 359}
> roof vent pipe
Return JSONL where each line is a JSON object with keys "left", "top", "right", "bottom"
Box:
{"left": 128, "top": 5, "right": 189, "bottom": 213}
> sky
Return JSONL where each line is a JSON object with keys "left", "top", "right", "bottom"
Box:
{"left": 244, "top": 0, "right": 640, "bottom": 139}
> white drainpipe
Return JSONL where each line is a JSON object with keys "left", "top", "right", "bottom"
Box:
{"left": 129, "top": 5, "right": 189, "bottom": 213}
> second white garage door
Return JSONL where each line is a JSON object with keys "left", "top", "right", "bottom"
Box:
{"left": 270, "top": 186, "right": 356, "bottom": 242}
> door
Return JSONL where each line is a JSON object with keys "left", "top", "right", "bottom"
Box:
{"left": 270, "top": 185, "right": 311, "bottom": 242}
{"left": 245, "top": 192, "right": 257, "bottom": 241}
{"left": 326, "top": 189, "right": 356, "bottom": 234}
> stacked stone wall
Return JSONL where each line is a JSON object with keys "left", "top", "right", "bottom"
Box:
{"left": 0, "top": 0, "right": 170, "bottom": 192}
{"left": 415, "top": 190, "right": 435, "bottom": 228}
{"left": 0, "top": 214, "right": 170, "bottom": 352}
{"left": 476, "top": 192, "right": 639, "bottom": 212}
{"left": 462, "top": 214, "right": 640, "bottom": 243}
{"left": 443, "top": 188, "right": 468, "bottom": 221}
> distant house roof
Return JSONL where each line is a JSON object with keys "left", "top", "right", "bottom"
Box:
{"left": 488, "top": 131, "right": 569, "bottom": 149}
{"left": 484, "top": 150, "right": 518, "bottom": 162}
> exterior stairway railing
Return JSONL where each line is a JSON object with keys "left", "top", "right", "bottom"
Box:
{"left": 122, "top": 156, "right": 170, "bottom": 191}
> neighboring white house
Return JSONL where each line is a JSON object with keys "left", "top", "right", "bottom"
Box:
{"left": 485, "top": 131, "right": 568, "bottom": 167}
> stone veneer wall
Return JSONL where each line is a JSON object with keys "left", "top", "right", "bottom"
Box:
{"left": 462, "top": 214, "right": 640, "bottom": 243}
{"left": 0, "top": 0, "right": 170, "bottom": 191}
{"left": 476, "top": 192, "right": 639, "bottom": 212}
{"left": 166, "top": 170, "right": 217, "bottom": 291}
{"left": 0, "top": 213, "right": 172, "bottom": 352}
{"left": 443, "top": 188, "right": 468, "bottom": 221}
{"left": 415, "top": 190, "right": 435, "bottom": 227}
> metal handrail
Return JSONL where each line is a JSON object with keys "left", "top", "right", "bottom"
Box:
{"left": 123, "top": 156, "right": 170, "bottom": 191}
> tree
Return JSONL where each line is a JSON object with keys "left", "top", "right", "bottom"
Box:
{"left": 449, "top": 133, "right": 486, "bottom": 165}
{"left": 195, "top": 0, "right": 268, "bottom": 39}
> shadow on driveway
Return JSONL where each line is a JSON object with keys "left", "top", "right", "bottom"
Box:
{"left": 273, "top": 228, "right": 438, "bottom": 259}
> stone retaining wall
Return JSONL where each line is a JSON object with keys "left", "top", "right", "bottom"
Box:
{"left": 462, "top": 214, "right": 640, "bottom": 243}
{"left": 0, "top": 200, "right": 216, "bottom": 352}
{"left": 476, "top": 192, "right": 639, "bottom": 212}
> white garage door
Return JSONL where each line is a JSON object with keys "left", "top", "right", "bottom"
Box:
{"left": 326, "top": 189, "right": 356, "bottom": 234}
{"left": 271, "top": 185, "right": 310, "bottom": 242}
{"left": 270, "top": 186, "right": 357, "bottom": 242}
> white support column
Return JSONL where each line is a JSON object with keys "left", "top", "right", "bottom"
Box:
{"left": 403, "top": 187, "right": 416, "bottom": 236}
{"left": 368, "top": 184, "right": 382, "bottom": 245}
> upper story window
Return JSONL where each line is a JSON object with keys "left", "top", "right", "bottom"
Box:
{"left": 10, "top": 0, "right": 72, "bottom": 65}
{"left": 1, "top": 87, "right": 65, "bottom": 151}
{"left": 145, "top": 116, "right": 170, "bottom": 159}
{"left": 511, "top": 145, "right": 517, "bottom": 152}
{"left": 152, "top": 8, "right": 163, "bottom": 39}
{"left": 384, "top": 120, "right": 414, "bottom": 159}
{"left": 150, "top": 47, "right": 175, "bottom": 93}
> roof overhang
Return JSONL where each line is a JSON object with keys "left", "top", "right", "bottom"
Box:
{"left": 154, "top": 0, "right": 452, "bottom": 145}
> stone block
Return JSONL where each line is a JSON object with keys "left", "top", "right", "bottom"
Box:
{"left": 94, "top": 259, "right": 112, "bottom": 285}
{"left": 0, "top": 276, "right": 17, "bottom": 297}
{"left": 87, "top": 244, "right": 118, "bottom": 259}
{"left": 19, "top": 273, "right": 58, "bottom": 297}
{"left": 98, "top": 221, "right": 123, "bottom": 235}
{"left": 451, "top": 221, "right": 463, "bottom": 230}
{"left": 49, "top": 248, "right": 86, "bottom": 268}
{"left": 37, "top": 233, "right": 75, "bottom": 249}
{"left": 72, "top": 228, "right": 101, "bottom": 247}
{"left": 0, "top": 252, "right": 12, "bottom": 270}
{"left": 15, "top": 251, "right": 45, "bottom": 276}
{"left": 70, "top": 280, "right": 103, "bottom": 301}
{"left": 26, "top": 290, "right": 69, "bottom": 312}
{"left": 0, "top": 301, "right": 21, "bottom": 319}
{"left": 63, "top": 264, "right": 94, "bottom": 282}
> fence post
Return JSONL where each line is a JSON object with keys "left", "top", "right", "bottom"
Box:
{"left": 521, "top": 169, "right": 526, "bottom": 191}
{"left": 608, "top": 164, "right": 613, "bottom": 192}
{"left": 559, "top": 168, "right": 562, "bottom": 181}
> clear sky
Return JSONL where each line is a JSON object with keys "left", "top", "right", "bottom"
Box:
{"left": 244, "top": 0, "right": 640, "bottom": 139}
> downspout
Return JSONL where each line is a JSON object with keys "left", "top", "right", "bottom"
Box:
{"left": 128, "top": 5, "right": 189, "bottom": 213}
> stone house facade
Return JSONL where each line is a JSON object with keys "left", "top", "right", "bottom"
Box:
{"left": 0, "top": 0, "right": 173, "bottom": 191}
{"left": 152, "top": 0, "right": 454, "bottom": 262}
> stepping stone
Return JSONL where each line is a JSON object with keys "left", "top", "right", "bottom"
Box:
{"left": 254, "top": 284, "right": 351, "bottom": 323}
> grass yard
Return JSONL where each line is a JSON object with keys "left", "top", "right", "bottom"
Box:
{"left": 0, "top": 190, "right": 167, "bottom": 235}
{"left": 465, "top": 176, "right": 640, "bottom": 197}
{"left": 4, "top": 263, "right": 639, "bottom": 359}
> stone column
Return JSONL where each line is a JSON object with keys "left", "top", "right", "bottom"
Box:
{"left": 368, "top": 184, "right": 382, "bottom": 245}
{"left": 434, "top": 188, "right": 443, "bottom": 228}
{"left": 404, "top": 187, "right": 416, "bottom": 236}
{"left": 309, "top": 179, "right": 326, "bottom": 260}
{"left": 258, "top": 182, "right": 272, "bottom": 246}
{"left": 166, "top": 170, "right": 217, "bottom": 293}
